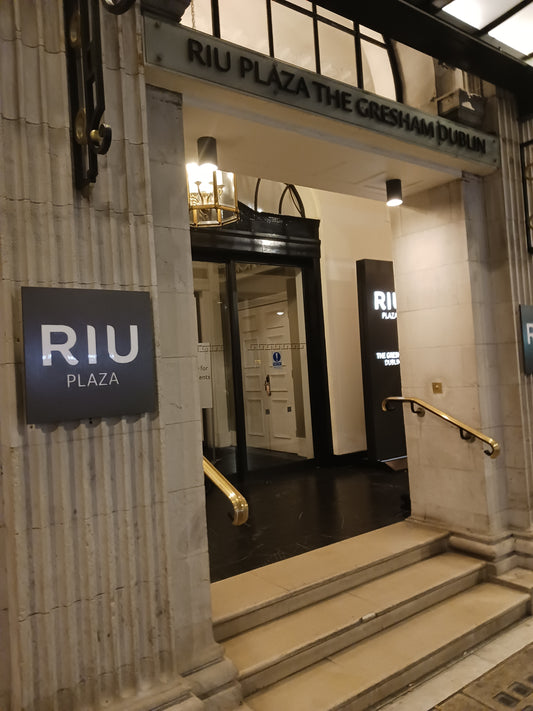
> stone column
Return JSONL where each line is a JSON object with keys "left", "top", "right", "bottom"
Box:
{"left": 484, "top": 94, "right": 533, "bottom": 567}
{"left": 0, "top": 3, "right": 240, "bottom": 709}
{"left": 145, "top": 84, "right": 241, "bottom": 708}
{"left": 390, "top": 176, "right": 514, "bottom": 570}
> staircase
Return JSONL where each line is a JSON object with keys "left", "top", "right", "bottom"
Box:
{"left": 210, "top": 521, "right": 530, "bottom": 711}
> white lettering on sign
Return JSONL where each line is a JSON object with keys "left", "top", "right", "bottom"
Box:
{"left": 66, "top": 372, "right": 120, "bottom": 388}
{"left": 527, "top": 323, "right": 533, "bottom": 345}
{"left": 376, "top": 351, "right": 400, "bottom": 366}
{"left": 42, "top": 325, "right": 79, "bottom": 366}
{"left": 373, "top": 291, "right": 397, "bottom": 311}
{"left": 41, "top": 325, "right": 139, "bottom": 366}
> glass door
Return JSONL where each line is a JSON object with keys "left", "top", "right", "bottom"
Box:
{"left": 193, "top": 260, "right": 315, "bottom": 475}
{"left": 236, "top": 263, "right": 313, "bottom": 470}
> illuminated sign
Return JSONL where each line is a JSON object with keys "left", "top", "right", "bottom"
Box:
{"left": 357, "top": 260, "right": 405, "bottom": 461}
{"left": 145, "top": 20, "right": 500, "bottom": 169}
{"left": 22, "top": 287, "right": 157, "bottom": 424}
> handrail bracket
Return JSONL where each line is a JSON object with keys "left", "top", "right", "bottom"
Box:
{"left": 411, "top": 402, "right": 425, "bottom": 417}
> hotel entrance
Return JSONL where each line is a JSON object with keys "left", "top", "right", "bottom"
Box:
{"left": 193, "top": 213, "right": 333, "bottom": 478}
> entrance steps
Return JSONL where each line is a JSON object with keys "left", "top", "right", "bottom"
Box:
{"left": 210, "top": 521, "right": 530, "bottom": 710}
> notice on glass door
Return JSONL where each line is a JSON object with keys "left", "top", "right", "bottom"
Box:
{"left": 198, "top": 343, "right": 213, "bottom": 409}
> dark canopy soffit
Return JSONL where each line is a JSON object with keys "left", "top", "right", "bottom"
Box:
{"left": 315, "top": 0, "right": 533, "bottom": 119}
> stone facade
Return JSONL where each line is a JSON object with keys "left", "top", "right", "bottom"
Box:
{"left": 2, "top": 2, "right": 533, "bottom": 710}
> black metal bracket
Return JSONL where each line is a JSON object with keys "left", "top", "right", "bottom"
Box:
{"left": 520, "top": 139, "right": 533, "bottom": 253}
{"left": 63, "top": 0, "right": 135, "bottom": 192}
{"left": 459, "top": 427, "right": 475, "bottom": 442}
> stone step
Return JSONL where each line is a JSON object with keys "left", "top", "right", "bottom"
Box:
{"left": 226, "top": 552, "right": 485, "bottom": 696}
{"left": 212, "top": 521, "right": 449, "bottom": 641}
{"left": 244, "top": 582, "right": 529, "bottom": 711}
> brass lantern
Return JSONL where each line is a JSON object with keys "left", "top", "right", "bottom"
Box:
{"left": 186, "top": 137, "right": 239, "bottom": 227}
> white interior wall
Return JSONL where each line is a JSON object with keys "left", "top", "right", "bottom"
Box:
{"left": 315, "top": 191, "right": 394, "bottom": 454}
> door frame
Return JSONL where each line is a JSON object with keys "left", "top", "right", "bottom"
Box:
{"left": 191, "top": 205, "right": 333, "bottom": 475}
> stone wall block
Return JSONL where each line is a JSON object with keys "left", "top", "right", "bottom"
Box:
{"left": 48, "top": 125, "right": 74, "bottom": 203}
{"left": 118, "top": 10, "right": 143, "bottom": 74}
{"left": 155, "top": 226, "right": 194, "bottom": 292}
{"left": 151, "top": 161, "right": 190, "bottom": 229}
{"left": 0, "top": 40, "right": 19, "bottom": 119}
{"left": 24, "top": 122, "right": 54, "bottom": 204}
{"left": 21, "top": 43, "right": 43, "bottom": 125}
{"left": 164, "top": 421, "right": 203, "bottom": 493}
{"left": 1, "top": 120, "right": 26, "bottom": 199}
{"left": 172, "top": 553, "right": 221, "bottom": 674}
{"left": 168, "top": 487, "right": 209, "bottom": 560}
{"left": 0, "top": 363, "right": 26, "bottom": 445}
{"left": 159, "top": 356, "right": 201, "bottom": 425}
{"left": 106, "top": 68, "right": 145, "bottom": 145}
{"left": 0, "top": 1, "right": 15, "bottom": 42}
{"left": 42, "top": 1, "right": 63, "bottom": 54}
{"left": 158, "top": 291, "right": 198, "bottom": 358}
{"left": 19, "top": 0, "right": 39, "bottom": 48}
{"left": 125, "top": 141, "right": 151, "bottom": 218}
{"left": 0, "top": 280, "right": 18, "bottom": 367}
{"left": 99, "top": 136, "right": 129, "bottom": 215}
{"left": 393, "top": 220, "right": 469, "bottom": 275}
{"left": 0, "top": 608, "right": 11, "bottom": 706}
{"left": 102, "top": 14, "right": 121, "bottom": 71}
{"left": 50, "top": 204, "right": 81, "bottom": 285}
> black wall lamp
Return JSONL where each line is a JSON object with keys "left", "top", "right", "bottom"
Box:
{"left": 386, "top": 179, "right": 403, "bottom": 207}
{"left": 63, "top": 0, "right": 135, "bottom": 192}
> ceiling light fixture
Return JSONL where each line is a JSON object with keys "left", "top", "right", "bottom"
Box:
{"left": 386, "top": 179, "right": 403, "bottom": 207}
{"left": 187, "top": 136, "right": 239, "bottom": 228}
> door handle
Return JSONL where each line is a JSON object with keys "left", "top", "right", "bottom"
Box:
{"left": 264, "top": 374, "right": 271, "bottom": 396}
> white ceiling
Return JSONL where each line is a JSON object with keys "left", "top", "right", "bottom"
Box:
{"left": 146, "top": 66, "right": 495, "bottom": 204}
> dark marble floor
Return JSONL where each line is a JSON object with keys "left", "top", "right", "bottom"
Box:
{"left": 205, "top": 454, "right": 411, "bottom": 582}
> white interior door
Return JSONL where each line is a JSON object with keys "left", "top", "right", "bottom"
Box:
{"left": 240, "top": 298, "right": 298, "bottom": 453}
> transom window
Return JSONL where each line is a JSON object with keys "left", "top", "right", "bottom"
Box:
{"left": 180, "top": 0, "right": 403, "bottom": 102}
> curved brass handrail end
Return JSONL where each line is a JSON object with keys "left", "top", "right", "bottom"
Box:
{"left": 485, "top": 439, "right": 500, "bottom": 459}
{"left": 203, "top": 456, "right": 249, "bottom": 526}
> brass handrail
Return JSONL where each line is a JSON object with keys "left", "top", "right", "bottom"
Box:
{"left": 382, "top": 396, "right": 500, "bottom": 459}
{"left": 203, "top": 456, "right": 249, "bottom": 526}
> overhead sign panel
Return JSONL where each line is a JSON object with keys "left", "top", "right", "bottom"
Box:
{"left": 22, "top": 287, "right": 157, "bottom": 424}
{"left": 144, "top": 20, "right": 500, "bottom": 170}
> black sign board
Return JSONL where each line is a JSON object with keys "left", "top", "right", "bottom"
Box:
{"left": 356, "top": 259, "right": 406, "bottom": 461}
{"left": 22, "top": 287, "right": 157, "bottom": 424}
{"left": 520, "top": 304, "right": 533, "bottom": 375}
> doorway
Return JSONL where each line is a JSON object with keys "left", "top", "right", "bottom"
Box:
{"left": 237, "top": 263, "right": 312, "bottom": 460}
{"left": 194, "top": 257, "right": 328, "bottom": 476}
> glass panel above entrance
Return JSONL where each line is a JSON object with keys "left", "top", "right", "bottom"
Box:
{"left": 236, "top": 263, "right": 313, "bottom": 471}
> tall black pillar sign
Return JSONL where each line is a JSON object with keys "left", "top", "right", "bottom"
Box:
{"left": 22, "top": 287, "right": 158, "bottom": 424}
{"left": 356, "top": 259, "right": 406, "bottom": 461}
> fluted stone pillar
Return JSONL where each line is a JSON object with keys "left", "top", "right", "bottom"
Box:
{"left": 0, "top": 3, "right": 240, "bottom": 710}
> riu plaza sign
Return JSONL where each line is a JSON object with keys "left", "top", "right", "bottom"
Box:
{"left": 22, "top": 288, "right": 157, "bottom": 424}
{"left": 144, "top": 20, "right": 499, "bottom": 168}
